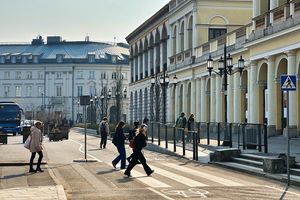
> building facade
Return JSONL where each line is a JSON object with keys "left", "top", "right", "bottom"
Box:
{"left": 0, "top": 36, "right": 129, "bottom": 124}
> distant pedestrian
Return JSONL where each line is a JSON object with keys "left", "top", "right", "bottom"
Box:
{"left": 99, "top": 117, "right": 109, "bottom": 149}
{"left": 143, "top": 117, "right": 149, "bottom": 125}
{"left": 124, "top": 124, "right": 154, "bottom": 177}
{"left": 175, "top": 112, "right": 187, "bottom": 141}
{"left": 29, "top": 121, "right": 44, "bottom": 173}
{"left": 187, "top": 114, "right": 195, "bottom": 142}
{"left": 112, "top": 121, "right": 126, "bottom": 169}
{"left": 127, "top": 121, "right": 139, "bottom": 163}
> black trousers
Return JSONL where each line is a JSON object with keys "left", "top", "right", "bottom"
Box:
{"left": 100, "top": 132, "right": 107, "bottom": 148}
{"left": 30, "top": 151, "right": 43, "bottom": 169}
{"left": 125, "top": 149, "right": 152, "bottom": 175}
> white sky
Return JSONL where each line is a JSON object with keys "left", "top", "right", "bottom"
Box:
{"left": 0, "top": 0, "right": 169, "bottom": 43}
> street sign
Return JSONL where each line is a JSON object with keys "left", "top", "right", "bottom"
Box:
{"left": 281, "top": 75, "right": 296, "bottom": 91}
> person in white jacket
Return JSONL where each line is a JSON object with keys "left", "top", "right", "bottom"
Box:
{"left": 29, "top": 121, "right": 44, "bottom": 173}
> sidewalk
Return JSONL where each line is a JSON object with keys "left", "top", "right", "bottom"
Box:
{"left": 0, "top": 135, "right": 67, "bottom": 200}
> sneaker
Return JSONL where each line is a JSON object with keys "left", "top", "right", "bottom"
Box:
{"left": 124, "top": 171, "right": 131, "bottom": 177}
{"left": 147, "top": 170, "right": 154, "bottom": 176}
{"left": 36, "top": 168, "right": 44, "bottom": 172}
{"left": 112, "top": 161, "right": 116, "bottom": 169}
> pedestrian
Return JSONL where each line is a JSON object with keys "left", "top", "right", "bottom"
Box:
{"left": 127, "top": 121, "right": 139, "bottom": 163}
{"left": 124, "top": 124, "right": 154, "bottom": 177}
{"left": 142, "top": 116, "right": 149, "bottom": 125}
{"left": 175, "top": 112, "right": 187, "bottom": 141}
{"left": 187, "top": 113, "right": 195, "bottom": 142}
{"left": 99, "top": 117, "right": 109, "bottom": 149}
{"left": 29, "top": 121, "right": 44, "bottom": 173}
{"left": 112, "top": 121, "right": 126, "bottom": 169}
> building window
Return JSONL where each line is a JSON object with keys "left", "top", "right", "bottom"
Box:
{"left": 11, "top": 56, "right": 16, "bottom": 64}
{"left": 112, "top": 72, "right": 117, "bottom": 79}
{"left": 26, "top": 72, "right": 32, "bottom": 79}
{"left": 4, "top": 71, "right": 10, "bottom": 80}
{"left": 38, "top": 86, "right": 44, "bottom": 96}
{"left": 26, "top": 86, "right": 32, "bottom": 97}
{"left": 100, "top": 72, "right": 106, "bottom": 79}
{"left": 16, "top": 71, "right": 22, "bottom": 80}
{"left": 15, "top": 86, "right": 22, "bottom": 97}
{"left": 77, "top": 71, "right": 83, "bottom": 79}
{"left": 33, "top": 56, "right": 39, "bottom": 63}
{"left": 121, "top": 72, "right": 127, "bottom": 79}
{"left": 56, "top": 86, "right": 62, "bottom": 96}
{"left": 77, "top": 86, "right": 83, "bottom": 96}
{"left": 88, "top": 54, "right": 95, "bottom": 63}
{"left": 112, "top": 86, "right": 116, "bottom": 97}
{"left": 22, "top": 56, "right": 27, "bottom": 63}
{"left": 209, "top": 28, "right": 227, "bottom": 40}
{"left": 89, "top": 85, "right": 95, "bottom": 96}
{"left": 38, "top": 71, "right": 44, "bottom": 79}
{"left": 4, "top": 86, "right": 9, "bottom": 97}
{"left": 0, "top": 56, "right": 4, "bottom": 64}
{"left": 89, "top": 71, "right": 95, "bottom": 79}
{"left": 56, "top": 72, "right": 62, "bottom": 79}
{"left": 56, "top": 55, "right": 63, "bottom": 63}
{"left": 112, "top": 55, "right": 117, "bottom": 63}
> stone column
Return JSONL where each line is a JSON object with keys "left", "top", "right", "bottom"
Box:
{"left": 290, "top": 1, "right": 295, "bottom": 17}
{"left": 174, "top": 83, "right": 179, "bottom": 119}
{"left": 267, "top": 56, "right": 276, "bottom": 136}
{"left": 192, "top": 7, "right": 198, "bottom": 56}
{"left": 210, "top": 75, "right": 216, "bottom": 122}
{"left": 195, "top": 78, "right": 201, "bottom": 121}
{"left": 133, "top": 57, "right": 136, "bottom": 82}
{"left": 191, "top": 79, "right": 196, "bottom": 116}
{"left": 233, "top": 73, "right": 241, "bottom": 123}
{"left": 249, "top": 61, "right": 258, "bottom": 123}
{"left": 287, "top": 50, "right": 297, "bottom": 137}
{"left": 142, "top": 52, "right": 146, "bottom": 79}
{"left": 200, "top": 77, "right": 206, "bottom": 122}
{"left": 215, "top": 75, "right": 222, "bottom": 122}
{"left": 137, "top": 54, "right": 141, "bottom": 80}
{"left": 183, "top": 81, "right": 188, "bottom": 114}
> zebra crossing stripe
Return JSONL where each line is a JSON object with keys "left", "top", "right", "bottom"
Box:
{"left": 131, "top": 170, "right": 171, "bottom": 188}
{"left": 146, "top": 165, "right": 208, "bottom": 187}
{"left": 163, "top": 163, "right": 245, "bottom": 186}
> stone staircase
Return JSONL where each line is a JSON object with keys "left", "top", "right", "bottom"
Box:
{"left": 210, "top": 149, "right": 300, "bottom": 186}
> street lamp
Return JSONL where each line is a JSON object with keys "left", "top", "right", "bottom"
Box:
{"left": 100, "top": 89, "right": 111, "bottom": 119}
{"left": 207, "top": 45, "right": 245, "bottom": 146}
{"left": 160, "top": 72, "right": 169, "bottom": 124}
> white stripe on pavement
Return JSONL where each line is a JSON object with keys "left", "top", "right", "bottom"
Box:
{"left": 162, "top": 163, "right": 244, "bottom": 186}
{"left": 130, "top": 170, "right": 171, "bottom": 188}
{"left": 147, "top": 187, "right": 175, "bottom": 200}
{"left": 69, "top": 139, "right": 103, "bottom": 162}
{"left": 146, "top": 165, "right": 208, "bottom": 187}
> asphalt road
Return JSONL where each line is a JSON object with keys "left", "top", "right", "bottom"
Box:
{"left": 44, "top": 129, "right": 300, "bottom": 200}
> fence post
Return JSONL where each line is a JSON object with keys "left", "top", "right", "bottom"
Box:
{"left": 258, "top": 124, "right": 262, "bottom": 152}
{"left": 264, "top": 124, "right": 268, "bottom": 153}
{"left": 242, "top": 123, "right": 246, "bottom": 150}
{"left": 173, "top": 127, "right": 176, "bottom": 152}
{"left": 197, "top": 122, "right": 201, "bottom": 144}
{"left": 229, "top": 123, "right": 232, "bottom": 148}
{"left": 217, "top": 123, "right": 220, "bottom": 146}
{"left": 237, "top": 123, "right": 240, "bottom": 149}
{"left": 193, "top": 131, "right": 196, "bottom": 160}
{"left": 207, "top": 122, "right": 210, "bottom": 145}
{"left": 196, "top": 131, "right": 199, "bottom": 161}
{"left": 158, "top": 123, "right": 160, "bottom": 146}
{"left": 165, "top": 124, "right": 168, "bottom": 149}
{"left": 151, "top": 122, "right": 154, "bottom": 143}
{"left": 182, "top": 128, "right": 185, "bottom": 156}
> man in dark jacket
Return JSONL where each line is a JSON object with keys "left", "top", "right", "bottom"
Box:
{"left": 124, "top": 124, "right": 154, "bottom": 177}
{"left": 99, "top": 117, "right": 109, "bottom": 149}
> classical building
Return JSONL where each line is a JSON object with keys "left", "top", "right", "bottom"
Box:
{"left": 0, "top": 36, "right": 129, "bottom": 124}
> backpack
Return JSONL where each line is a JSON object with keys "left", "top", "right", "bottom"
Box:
{"left": 100, "top": 122, "right": 106, "bottom": 133}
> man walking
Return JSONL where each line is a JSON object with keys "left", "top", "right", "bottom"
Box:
{"left": 99, "top": 117, "right": 109, "bottom": 149}
{"left": 175, "top": 112, "right": 187, "bottom": 142}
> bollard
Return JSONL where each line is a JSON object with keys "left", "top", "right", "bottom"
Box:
{"left": 196, "top": 131, "right": 199, "bottom": 161}
{"left": 193, "top": 131, "right": 196, "bottom": 160}
{"left": 229, "top": 123, "right": 232, "bottom": 148}
{"left": 182, "top": 128, "right": 185, "bottom": 156}
{"left": 217, "top": 123, "right": 220, "bottom": 146}
{"left": 242, "top": 123, "right": 246, "bottom": 150}
{"left": 207, "top": 122, "right": 210, "bottom": 145}
{"left": 197, "top": 122, "right": 201, "bottom": 144}
{"left": 165, "top": 124, "right": 168, "bottom": 149}
{"left": 173, "top": 127, "right": 176, "bottom": 152}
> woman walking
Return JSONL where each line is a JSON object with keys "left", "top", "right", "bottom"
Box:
{"left": 112, "top": 121, "right": 126, "bottom": 169}
{"left": 29, "top": 121, "right": 44, "bottom": 173}
{"left": 187, "top": 114, "right": 195, "bottom": 143}
{"left": 124, "top": 124, "right": 154, "bottom": 177}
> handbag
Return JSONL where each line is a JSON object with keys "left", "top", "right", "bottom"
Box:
{"left": 24, "top": 135, "right": 31, "bottom": 150}
{"left": 129, "top": 139, "right": 135, "bottom": 149}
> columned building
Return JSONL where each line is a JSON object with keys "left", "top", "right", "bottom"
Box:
{"left": 0, "top": 36, "right": 129, "bottom": 124}
{"left": 126, "top": 5, "right": 169, "bottom": 123}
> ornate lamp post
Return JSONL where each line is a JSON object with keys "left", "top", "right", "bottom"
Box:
{"left": 207, "top": 45, "right": 245, "bottom": 146}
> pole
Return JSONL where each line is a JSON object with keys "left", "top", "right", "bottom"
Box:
{"left": 287, "top": 91, "right": 290, "bottom": 186}
{"left": 84, "top": 105, "right": 87, "bottom": 160}
{"left": 163, "top": 66, "right": 166, "bottom": 124}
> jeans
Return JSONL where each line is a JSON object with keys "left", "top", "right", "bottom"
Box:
{"left": 112, "top": 145, "right": 126, "bottom": 169}
{"left": 100, "top": 132, "right": 107, "bottom": 148}
{"left": 30, "top": 151, "right": 43, "bottom": 170}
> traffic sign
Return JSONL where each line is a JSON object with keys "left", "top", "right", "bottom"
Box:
{"left": 281, "top": 75, "right": 296, "bottom": 91}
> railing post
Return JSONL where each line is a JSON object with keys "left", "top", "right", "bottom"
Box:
{"left": 242, "top": 123, "right": 246, "bottom": 150}
{"left": 165, "top": 124, "right": 168, "bottom": 149}
{"left": 264, "top": 124, "right": 268, "bottom": 153}
{"left": 217, "top": 123, "right": 220, "bottom": 146}
{"left": 229, "top": 123, "right": 232, "bottom": 148}
{"left": 193, "top": 131, "right": 196, "bottom": 160}
{"left": 158, "top": 123, "right": 160, "bottom": 146}
{"left": 196, "top": 131, "right": 199, "bottom": 161}
{"left": 182, "top": 128, "right": 185, "bottom": 156}
{"left": 197, "top": 122, "right": 201, "bottom": 144}
{"left": 173, "top": 126, "right": 176, "bottom": 152}
{"left": 207, "top": 122, "right": 210, "bottom": 145}
{"left": 151, "top": 122, "right": 154, "bottom": 143}
{"left": 258, "top": 124, "right": 262, "bottom": 152}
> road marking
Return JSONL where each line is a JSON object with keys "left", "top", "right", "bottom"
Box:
{"left": 147, "top": 187, "right": 175, "bottom": 200}
{"left": 146, "top": 164, "right": 208, "bottom": 187}
{"left": 131, "top": 170, "right": 171, "bottom": 188}
{"left": 162, "top": 163, "right": 244, "bottom": 186}
{"left": 69, "top": 139, "right": 103, "bottom": 162}
{"left": 161, "top": 188, "right": 209, "bottom": 198}
{"left": 265, "top": 186, "right": 300, "bottom": 196}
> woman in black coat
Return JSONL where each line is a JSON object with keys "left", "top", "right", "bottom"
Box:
{"left": 124, "top": 124, "right": 154, "bottom": 177}
{"left": 112, "top": 121, "right": 126, "bottom": 169}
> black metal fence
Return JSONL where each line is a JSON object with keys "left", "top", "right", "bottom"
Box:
{"left": 149, "top": 121, "right": 268, "bottom": 161}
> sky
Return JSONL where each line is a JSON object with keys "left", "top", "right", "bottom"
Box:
{"left": 0, "top": 0, "right": 169, "bottom": 43}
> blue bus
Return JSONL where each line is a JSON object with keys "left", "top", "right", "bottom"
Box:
{"left": 0, "top": 102, "right": 24, "bottom": 135}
